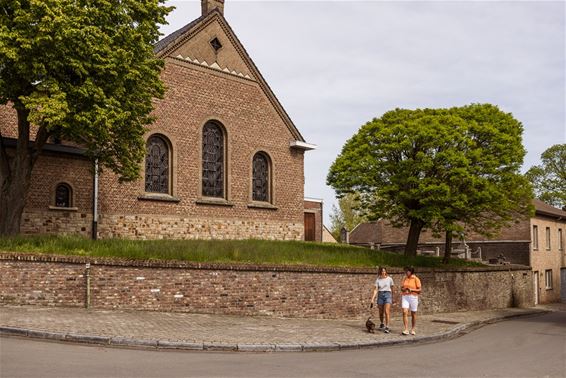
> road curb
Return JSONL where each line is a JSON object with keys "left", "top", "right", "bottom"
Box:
{"left": 0, "top": 308, "right": 551, "bottom": 353}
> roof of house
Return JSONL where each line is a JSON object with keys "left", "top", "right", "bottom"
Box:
{"left": 153, "top": 10, "right": 306, "bottom": 143}
{"left": 533, "top": 199, "right": 566, "bottom": 219}
{"left": 348, "top": 222, "right": 380, "bottom": 244}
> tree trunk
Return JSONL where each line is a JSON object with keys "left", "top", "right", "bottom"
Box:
{"left": 0, "top": 104, "right": 46, "bottom": 236}
{"left": 0, "top": 168, "right": 31, "bottom": 235}
{"left": 442, "top": 230, "right": 452, "bottom": 264}
{"left": 404, "top": 219, "right": 424, "bottom": 257}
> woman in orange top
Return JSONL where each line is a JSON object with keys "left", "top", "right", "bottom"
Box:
{"left": 400, "top": 266, "right": 421, "bottom": 335}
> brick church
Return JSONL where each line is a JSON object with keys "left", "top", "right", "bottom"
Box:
{"left": 1, "top": 0, "right": 319, "bottom": 240}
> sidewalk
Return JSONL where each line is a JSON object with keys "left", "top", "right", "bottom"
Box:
{"left": 0, "top": 305, "right": 558, "bottom": 352}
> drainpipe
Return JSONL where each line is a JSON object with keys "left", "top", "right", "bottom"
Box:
{"left": 92, "top": 159, "right": 99, "bottom": 240}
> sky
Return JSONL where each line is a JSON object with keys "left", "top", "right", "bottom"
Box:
{"left": 160, "top": 0, "right": 566, "bottom": 225}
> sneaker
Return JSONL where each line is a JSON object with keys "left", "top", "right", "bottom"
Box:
{"left": 379, "top": 323, "right": 385, "bottom": 329}
{"left": 411, "top": 330, "right": 416, "bottom": 335}
{"left": 384, "top": 327, "right": 390, "bottom": 334}
{"left": 402, "top": 330, "right": 409, "bottom": 336}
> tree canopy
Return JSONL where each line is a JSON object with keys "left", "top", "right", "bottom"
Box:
{"left": 327, "top": 104, "right": 533, "bottom": 257}
{"left": 0, "top": 0, "right": 172, "bottom": 235}
{"left": 329, "top": 193, "right": 367, "bottom": 241}
{"left": 526, "top": 144, "right": 566, "bottom": 209}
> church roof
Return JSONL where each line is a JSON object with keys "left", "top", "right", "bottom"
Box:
{"left": 153, "top": 9, "right": 306, "bottom": 143}
{"left": 154, "top": 15, "right": 206, "bottom": 54}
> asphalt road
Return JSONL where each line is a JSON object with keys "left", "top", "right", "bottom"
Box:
{"left": 1, "top": 311, "right": 565, "bottom": 378}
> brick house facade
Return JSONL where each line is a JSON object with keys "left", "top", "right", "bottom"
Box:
{"left": 304, "top": 198, "right": 323, "bottom": 242}
{"left": 1, "top": 0, "right": 315, "bottom": 240}
{"left": 347, "top": 200, "right": 566, "bottom": 304}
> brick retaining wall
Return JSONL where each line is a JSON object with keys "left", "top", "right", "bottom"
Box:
{"left": 0, "top": 253, "right": 534, "bottom": 319}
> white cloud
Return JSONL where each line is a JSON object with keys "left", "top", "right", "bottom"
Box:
{"left": 162, "top": 1, "right": 566, "bottom": 224}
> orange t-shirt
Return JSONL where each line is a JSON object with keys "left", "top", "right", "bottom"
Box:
{"left": 401, "top": 275, "right": 421, "bottom": 296}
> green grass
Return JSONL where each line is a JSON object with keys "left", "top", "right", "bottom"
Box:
{"left": 0, "top": 235, "right": 482, "bottom": 268}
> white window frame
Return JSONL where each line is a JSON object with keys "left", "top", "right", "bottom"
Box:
{"left": 544, "top": 270, "right": 553, "bottom": 290}
{"left": 559, "top": 228, "right": 563, "bottom": 251}
{"left": 545, "top": 227, "right": 551, "bottom": 251}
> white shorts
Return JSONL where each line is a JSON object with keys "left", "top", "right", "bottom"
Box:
{"left": 401, "top": 295, "right": 419, "bottom": 312}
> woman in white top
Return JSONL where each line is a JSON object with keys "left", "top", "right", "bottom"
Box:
{"left": 370, "top": 266, "right": 395, "bottom": 333}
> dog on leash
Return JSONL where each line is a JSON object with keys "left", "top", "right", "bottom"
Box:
{"left": 366, "top": 317, "right": 376, "bottom": 333}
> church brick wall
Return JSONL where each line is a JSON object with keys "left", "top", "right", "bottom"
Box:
{"left": 304, "top": 200, "right": 323, "bottom": 242}
{"left": 91, "top": 59, "right": 305, "bottom": 240}
{"left": 0, "top": 253, "right": 534, "bottom": 319}
{"left": 3, "top": 8, "right": 310, "bottom": 242}
{"left": 21, "top": 211, "right": 92, "bottom": 237}
{"left": 5, "top": 58, "right": 306, "bottom": 241}
{"left": 97, "top": 214, "right": 302, "bottom": 240}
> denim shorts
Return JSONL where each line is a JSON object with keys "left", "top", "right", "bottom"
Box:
{"left": 377, "top": 291, "right": 392, "bottom": 305}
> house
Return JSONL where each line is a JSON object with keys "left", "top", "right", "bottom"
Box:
{"left": 1, "top": 0, "right": 316, "bottom": 240}
{"left": 304, "top": 198, "right": 323, "bottom": 242}
{"left": 322, "top": 225, "right": 338, "bottom": 243}
{"left": 346, "top": 200, "right": 566, "bottom": 304}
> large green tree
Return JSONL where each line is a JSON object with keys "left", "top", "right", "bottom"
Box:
{"left": 329, "top": 193, "right": 367, "bottom": 241}
{"left": 327, "top": 104, "right": 533, "bottom": 257}
{"left": 425, "top": 105, "right": 533, "bottom": 263}
{"left": 526, "top": 144, "right": 566, "bottom": 209}
{"left": 0, "top": 0, "right": 172, "bottom": 235}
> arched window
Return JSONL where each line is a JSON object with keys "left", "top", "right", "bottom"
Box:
{"left": 145, "top": 135, "right": 170, "bottom": 194}
{"left": 55, "top": 183, "right": 72, "bottom": 208}
{"left": 252, "top": 152, "right": 271, "bottom": 202}
{"left": 202, "top": 121, "right": 225, "bottom": 198}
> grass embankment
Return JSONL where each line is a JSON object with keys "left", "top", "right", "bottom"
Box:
{"left": 0, "top": 236, "right": 482, "bottom": 268}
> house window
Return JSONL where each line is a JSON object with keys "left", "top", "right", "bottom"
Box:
{"left": 532, "top": 225, "right": 538, "bottom": 250}
{"left": 545, "top": 269, "right": 553, "bottom": 289}
{"left": 559, "top": 229, "right": 563, "bottom": 251}
{"left": 55, "top": 183, "right": 72, "bottom": 208}
{"left": 145, "top": 135, "right": 170, "bottom": 194}
{"left": 202, "top": 121, "right": 225, "bottom": 198}
{"left": 252, "top": 152, "right": 271, "bottom": 202}
{"left": 545, "top": 227, "right": 551, "bottom": 251}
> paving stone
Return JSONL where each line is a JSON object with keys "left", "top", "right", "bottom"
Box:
{"left": 65, "top": 333, "right": 110, "bottom": 345}
{"left": 237, "top": 344, "right": 275, "bottom": 352}
{"left": 111, "top": 337, "right": 158, "bottom": 347}
{"left": 203, "top": 343, "right": 238, "bottom": 351}
{"left": 26, "top": 330, "right": 65, "bottom": 340}
{"left": 274, "top": 344, "right": 303, "bottom": 352}
{"left": 157, "top": 340, "right": 204, "bottom": 350}
{"left": 0, "top": 326, "right": 28, "bottom": 336}
{"left": 302, "top": 343, "right": 340, "bottom": 352}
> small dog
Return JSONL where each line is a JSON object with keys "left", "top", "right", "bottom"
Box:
{"left": 366, "top": 317, "right": 376, "bottom": 333}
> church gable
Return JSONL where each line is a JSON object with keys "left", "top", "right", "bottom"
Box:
{"left": 169, "top": 18, "right": 253, "bottom": 79}
{"left": 155, "top": 1, "right": 307, "bottom": 143}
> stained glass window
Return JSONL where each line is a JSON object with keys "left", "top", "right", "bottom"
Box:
{"left": 202, "top": 122, "right": 225, "bottom": 198}
{"left": 145, "top": 135, "right": 169, "bottom": 194}
{"left": 252, "top": 152, "right": 270, "bottom": 202}
{"left": 55, "top": 183, "right": 71, "bottom": 207}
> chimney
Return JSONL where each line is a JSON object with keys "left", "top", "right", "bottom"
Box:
{"left": 202, "top": 0, "right": 224, "bottom": 16}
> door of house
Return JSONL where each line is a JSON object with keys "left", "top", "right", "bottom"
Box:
{"left": 304, "top": 213, "right": 316, "bottom": 241}
{"left": 533, "top": 271, "right": 539, "bottom": 305}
